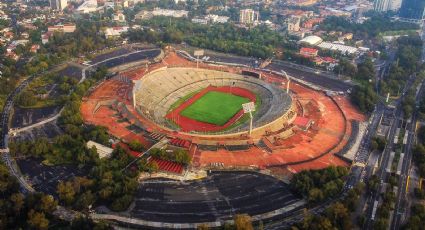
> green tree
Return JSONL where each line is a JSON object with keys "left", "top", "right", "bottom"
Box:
{"left": 234, "top": 214, "right": 253, "bottom": 230}
{"left": 27, "top": 210, "right": 49, "bottom": 230}
{"left": 57, "top": 181, "right": 76, "bottom": 206}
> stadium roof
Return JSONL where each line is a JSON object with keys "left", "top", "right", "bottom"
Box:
{"left": 317, "top": 42, "right": 358, "bottom": 55}
{"left": 299, "top": 35, "right": 323, "bottom": 45}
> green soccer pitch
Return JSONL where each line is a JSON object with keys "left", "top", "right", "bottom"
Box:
{"left": 180, "top": 91, "right": 251, "bottom": 126}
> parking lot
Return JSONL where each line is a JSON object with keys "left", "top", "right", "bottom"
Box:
{"left": 130, "top": 171, "right": 301, "bottom": 223}
{"left": 17, "top": 158, "right": 89, "bottom": 195}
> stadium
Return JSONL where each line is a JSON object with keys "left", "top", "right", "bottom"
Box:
{"left": 132, "top": 67, "right": 296, "bottom": 137}
{"left": 81, "top": 50, "right": 366, "bottom": 175}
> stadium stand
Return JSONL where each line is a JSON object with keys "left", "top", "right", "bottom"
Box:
{"left": 148, "top": 157, "right": 184, "bottom": 174}
{"left": 133, "top": 67, "right": 294, "bottom": 134}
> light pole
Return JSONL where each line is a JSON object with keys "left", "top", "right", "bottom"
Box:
{"left": 281, "top": 70, "right": 290, "bottom": 93}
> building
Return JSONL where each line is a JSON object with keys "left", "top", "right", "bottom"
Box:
{"left": 151, "top": 8, "right": 189, "bottom": 18}
{"left": 299, "top": 35, "right": 323, "bottom": 46}
{"left": 399, "top": 0, "right": 425, "bottom": 21}
{"left": 239, "top": 9, "right": 259, "bottom": 24}
{"left": 289, "top": 0, "right": 318, "bottom": 6}
{"left": 374, "top": 0, "right": 402, "bottom": 12}
{"left": 113, "top": 11, "right": 126, "bottom": 22}
{"left": 206, "top": 14, "right": 229, "bottom": 23}
{"left": 192, "top": 18, "right": 208, "bottom": 24}
{"left": 48, "top": 24, "right": 76, "bottom": 33}
{"left": 192, "top": 14, "right": 229, "bottom": 24}
{"left": 86, "top": 141, "right": 113, "bottom": 159}
{"left": 76, "top": 0, "right": 99, "bottom": 14}
{"left": 302, "top": 18, "right": 323, "bottom": 29}
{"left": 286, "top": 16, "right": 300, "bottom": 32}
{"left": 41, "top": 32, "right": 51, "bottom": 44}
{"left": 317, "top": 42, "right": 358, "bottom": 55}
{"left": 104, "top": 26, "right": 129, "bottom": 39}
{"left": 338, "top": 33, "right": 353, "bottom": 41}
{"left": 50, "top": 0, "right": 67, "bottom": 10}
{"left": 135, "top": 10, "right": 153, "bottom": 20}
{"left": 389, "top": 0, "right": 402, "bottom": 11}
{"left": 300, "top": 47, "right": 319, "bottom": 57}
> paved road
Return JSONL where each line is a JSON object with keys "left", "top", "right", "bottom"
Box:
{"left": 362, "top": 74, "right": 417, "bottom": 229}
{"left": 391, "top": 80, "right": 425, "bottom": 230}
{"left": 9, "top": 108, "right": 64, "bottom": 135}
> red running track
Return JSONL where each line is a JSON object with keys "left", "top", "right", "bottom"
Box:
{"left": 165, "top": 86, "right": 256, "bottom": 132}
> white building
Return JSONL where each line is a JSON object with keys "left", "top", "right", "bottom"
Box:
{"left": 113, "top": 11, "right": 126, "bottom": 22}
{"left": 86, "top": 141, "right": 113, "bottom": 159}
{"left": 239, "top": 9, "right": 259, "bottom": 24}
{"left": 317, "top": 42, "right": 358, "bottom": 55}
{"left": 50, "top": 0, "right": 68, "bottom": 11}
{"left": 299, "top": 35, "right": 323, "bottom": 46}
{"left": 151, "top": 8, "right": 189, "bottom": 18}
{"left": 104, "top": 26, "right": 129, "bottom": 39}
{"left": 388, "top": 0, "right": 402, "bottom": 11}
{"left": 206, "top": 14, "right": 229, "bottom": 23}
{"left": 76, "top": 0, "right": 98, "bottom": 14}
{"left": 374, "top": 0, "right": 402, "bottom": 12}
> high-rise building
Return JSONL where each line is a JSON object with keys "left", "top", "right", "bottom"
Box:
{"left": 239, "top": 9, "right": 259, "bottom": 24}
{"left": 389, "top": 0, "right": 402, "bottom": 11}
{"left": 374, "top": 0, "right": 402, "bottom": 12}
{"left": 374, "top": 0, "right": 390, "bottom": 12}
{"left": 50, "top": 0, "right": 68, "bottom": 11}
{"left": 399, "top": 0, "right": 425, "bottom": 20}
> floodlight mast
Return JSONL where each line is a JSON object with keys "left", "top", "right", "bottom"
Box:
{"left": 249, "top": 111, "right": 253, "bottom": 135}
{"left": 281, "top": 70, "right": 290, "bottom": 93}
{"left": 194, "top": 50, "right": 204, "bottom": 69}
{"left": 242, "top": 102, "right": 256, "bottom": 136}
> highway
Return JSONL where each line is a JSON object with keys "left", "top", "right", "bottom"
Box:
{"left": 0, "top": 74, "right": 37, "bottom": 193}
{"left": 391, "top": 80, "right": 425, "bottom": 230}
{"left": 362, "top": 73, "right": 417, "bottom": 229}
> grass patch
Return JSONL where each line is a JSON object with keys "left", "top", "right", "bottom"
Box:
{"left": 221, "top": 94, "right": 262, "bottom": 131}
{"left": 168, "top": 90, "right": 201, "bottom": 113}
{"left": 180, "top": 91, "right": 250, "bottom": 126}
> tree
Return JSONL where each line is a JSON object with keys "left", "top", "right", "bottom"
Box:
{"left": 10, "top": 193, "right": 25, "bottom": 212}
{"left": 128, "top": 140, "right": 144, "bottom": 152}
{"left": 27, "top": 210, "right": 49, "bottom": 230}
{"left": 57, "top": 181, "right": 76, "bottom": 206}
{"left": 234, "top": 214, "right": 253, "bottom": 230}
{"left": 17, "top": 90, "right": 37, "bottom": 107}
{"left": 110, "top": 194, "right": 133, "bottom": 212}
{"left": 40, "top": 195, "right": 57, "bottom": 213}
{"left": 197, "top": 224, "right": 210, "bottom": 230}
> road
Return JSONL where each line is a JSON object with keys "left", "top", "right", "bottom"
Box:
{"left": 391, "top": 80, "right": 425, "bottom": 229}
{"left": 361, "top": 74, "right": 417, "bottom": 229}
{"left": 0, "top": 74, "right": 37, "bottom": 193}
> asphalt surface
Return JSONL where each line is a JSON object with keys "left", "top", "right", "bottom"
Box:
{"left": 17, "top": 157, "right": 89, "bottom": 195}
{"left": 391, "top": 80, "right": 425, "bottom": 230}
{"left": 129, "top": 171, "right": 301, "bottom": 223}
{"left": 362, "top": 75, "right": 417, "bottom": 229}
{"left": 267, "top": 62, "right": 353, "bottom": 92}
{"left": 91, "top": 49, "right": 161, "bottom": 69}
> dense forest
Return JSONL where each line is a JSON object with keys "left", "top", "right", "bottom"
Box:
{"left": 128, "top": 17, "right": 292, "bottom": 59}
{"left": 320, "top": 15, "right": 419, "bottom": 39}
